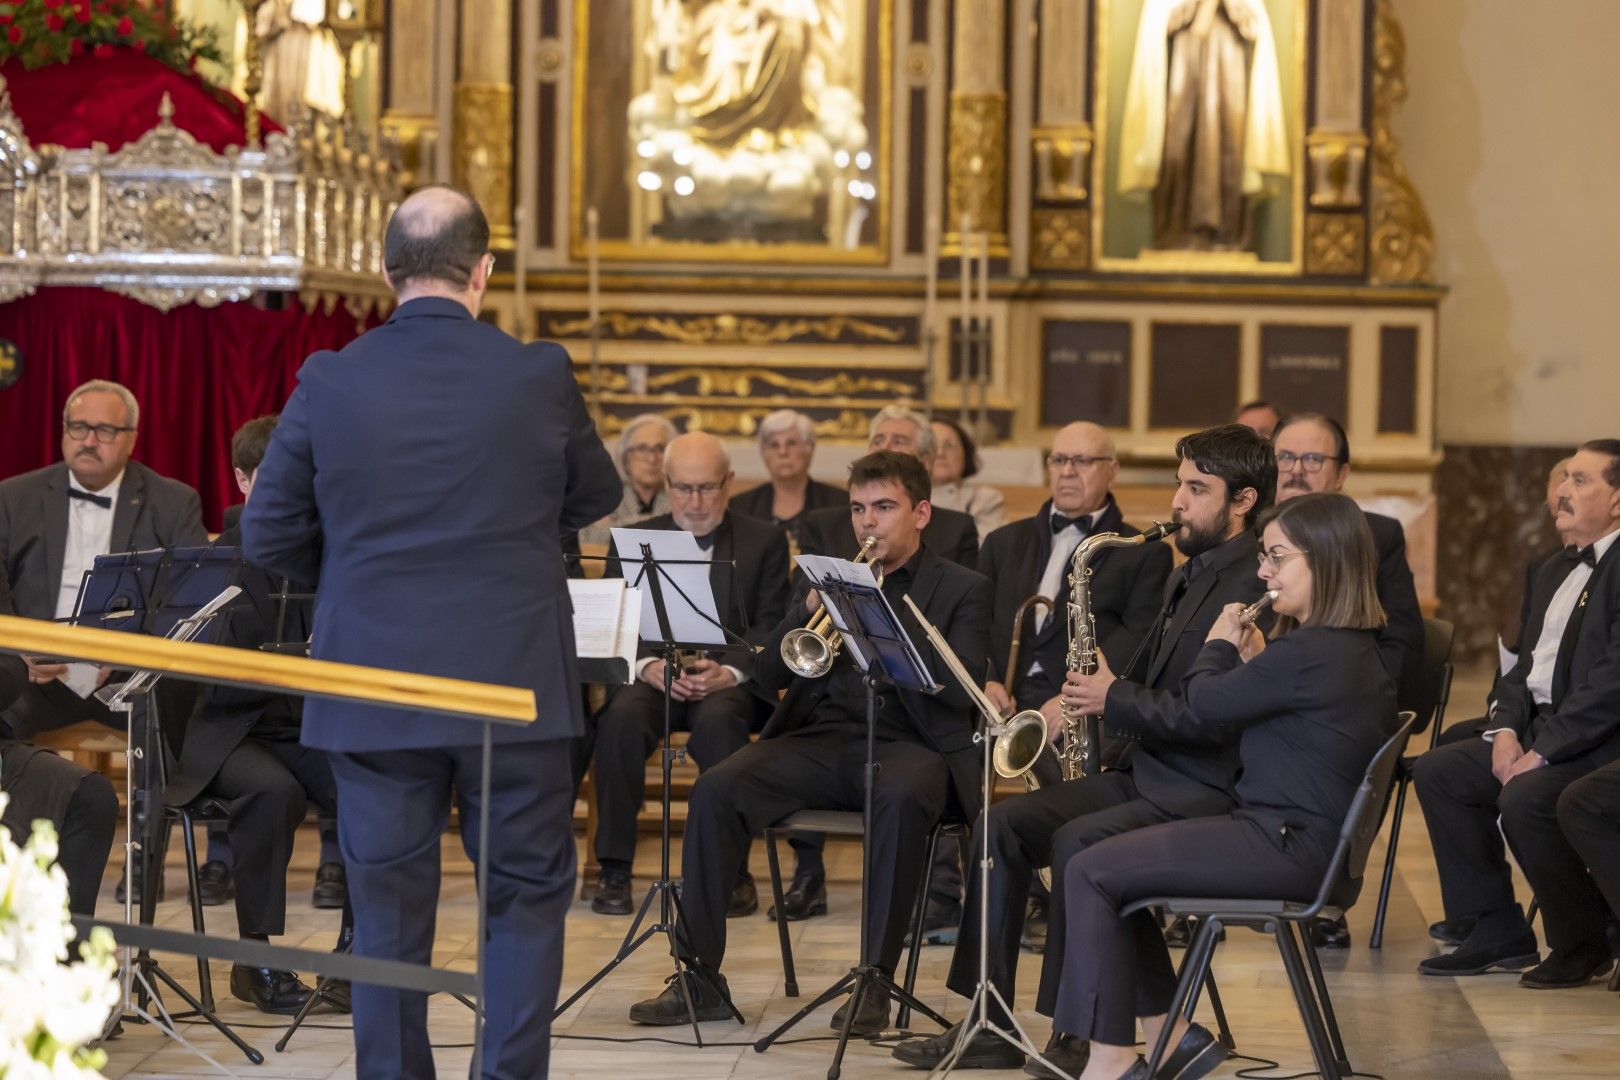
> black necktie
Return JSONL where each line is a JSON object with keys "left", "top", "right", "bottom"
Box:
{"left": 67, "top": 488, "right": 112, "bottom": 509}
{"left": 1564, "top": 545, "right": 1597, "bottom": 568}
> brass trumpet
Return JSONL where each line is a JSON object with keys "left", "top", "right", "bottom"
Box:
{"left": 779, "top": 535, "right": 879, "bottom": 679}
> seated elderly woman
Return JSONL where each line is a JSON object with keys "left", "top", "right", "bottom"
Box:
{"left": 579, "top": 413, "right": 678, "bottom": 548}
{"left": 929, "top": 418, "right": 1005, "bottom": 537}
{"left": 730, "top": 408, "right": 846, "bottom": 546}
{"left": 1039, "top": 492, "right": 1395, "bottom": 1080}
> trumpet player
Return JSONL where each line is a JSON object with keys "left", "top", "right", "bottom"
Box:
{"left": 628, "top": 451, "right": 991, "bottom": 1035}
{"left": 894, "top": 424, "right": 1273, "bottom": 1074}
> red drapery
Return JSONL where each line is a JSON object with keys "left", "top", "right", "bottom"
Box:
{"left": 0, "top": 287, "right": 369, "bottom": 530}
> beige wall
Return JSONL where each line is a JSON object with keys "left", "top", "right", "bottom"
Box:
{"left": 1394, "top": 0, "right": 1620, "bottom": 447}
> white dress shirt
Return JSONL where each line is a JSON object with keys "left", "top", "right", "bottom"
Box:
{"left": 1028, "top": 504, "right": 1108, "bottom": 676}
{"left": 54, "top": 470, "right": 124, "bottom": 621}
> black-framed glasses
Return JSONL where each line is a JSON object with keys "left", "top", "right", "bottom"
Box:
{"left": 1275, "top": 451, "right": 1340, "bottom": 473}
{"left": 1258, "top": 546, "right": 1309, "bottom": 570}
{"left": 669, "top": 481, "right": 725, "bottom": 498}
{"left": 1046, "top": 452, "right": 1114, "bottom": 471}
{"left": 63, "top": 420, "right": 134, "bottom": 444}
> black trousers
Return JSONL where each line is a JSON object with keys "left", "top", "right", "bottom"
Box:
{"left": 1, "top": 742, "right": 118, "bottom": 918}
{"left": 943, "top": 769, "right": 1176, "bottom": 1020}
{"left": 1558, "top": 759, "right": 1620, "bottom": 926}
{"left": 1053, "top": 815, "right": 1324, "bottom": 1046}
{"left": 204, "top": 736, "right": 338, "bottom": 937}
{"left": 591, "top": 682, "right": 756, "bottom": 868}
{"left": 330, "top": 739, "right": 575, "bottom": 1080}
{"left": 678, "top": 730, "right": 949, "bottom": 975}
{"left": 1413, "top": 735, "right": 1613, "bottom": 952}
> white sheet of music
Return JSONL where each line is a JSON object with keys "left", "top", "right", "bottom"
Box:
{"left": 567, "top": 579, "right": 641, "bottom": 671}
{"left": 610, "top": 528, "right": 727, "bottom": 647}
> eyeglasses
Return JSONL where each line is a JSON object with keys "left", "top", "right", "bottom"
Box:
{"left": 1257, "top": 547, "right": 1309, "bottom": 570}
{"left": 1275, "top": 451, "right": 1341, "bottom": 473}
{"left": 64, "top": 420, "right": 134, "bottom": 443}
{"left": 1046, "top": 453, "right": 1114, "bottom": 472}
{"left": 669, "top": 481, "right": 725, "bottom": 498}
{"left": 624, "top": 443, "right": 666, "bottom": 459}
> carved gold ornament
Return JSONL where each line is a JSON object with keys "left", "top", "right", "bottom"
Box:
{"left": 1368, "top": 0, "right": 1436, "bottom": 285}
{"left": 947, "top": 91, "right": 1008, "bottom": 244}
{"left": 1031, "top": 208, "right": 1091, "bottom": 271}
{"left": 1306, "top": 131, "right": 1368, "bottom": 209}
{"left": 599, "top": 407, "right": 876, "bottom": 440}
{"left": 1032, "top": 125, "right": 1092, "bottom": 204}
{"left": 591, "top": 365, "right": 920, "bottom": 399}
{"left": 453, "top": 82, "right": 513, "bottom": 240}
{"left": 547, "top": 311, "right": 906, "bottom": 347}
{"left": 1304, "top": 213, "right": 1365, "bottom": 276}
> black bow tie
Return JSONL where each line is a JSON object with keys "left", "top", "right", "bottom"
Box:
{"left": 1564, "top": 545, "right": 1597, "bottom": 568}
{"left": 67, "top": 488, "right": 112, "bottom": 510}
{"left": 695, "top": 532, "right": 716, "bottom": 552}
{"left": 1051, "top": 512, "right": 1088, "bottom": 536}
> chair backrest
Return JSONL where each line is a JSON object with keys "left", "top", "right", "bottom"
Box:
{"left": 1398, "top": 617, "right": 1455, "bottom": 737}
{"left": 1305, "top": 711, "right": 1417, "bottom": 915}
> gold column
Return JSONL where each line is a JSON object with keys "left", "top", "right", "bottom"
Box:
{"left": 947, "top": 0, "right": 1008, "bottom": 255}
{"left": 381, "top": 0, "right": 440, "bottom": 188}
{"left": 453, "top": 0, "right": 514, "bottom": 245}
{"left": 1368, "top": 0, "right": 1435, "bottom": 285}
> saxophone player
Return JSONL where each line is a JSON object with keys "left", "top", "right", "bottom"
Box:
{"left": 893, "top": 424, "right": 1273, "bottom": 1074}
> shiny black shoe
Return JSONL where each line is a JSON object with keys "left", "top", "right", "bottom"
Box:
{"left": 1429, "top": 916, "right": 1477, "bottom": 945}
{"left": 591, "top": 867, "right": 633, "bottom": 915}
{"left": 1024, "top": 1032, "right": 1089, "bottom": 1079}
{"left": 1022, "top": 898, "right": 1049, "bottom": 954}
{"left": 230, "top": 965, "right": 313, "bottom": 1015}
{"left": 892, "top": 1022, "right": 1027, "bottom": 1070}
{"left": 1520, "top": 942, "right": 1615, "bottom": 989}
{"left": 312, "top": 862, "right": 347, "bottom": 909}
{"left": 194, "top": 860, "right": 233, "bottom": 907}
{"left": 1309, "top": 914, "right": 1352, "bottom": 950}
{"left": 1158, "top": 1021, "right": 1230, "bottom": 1080}
{"left": 628, "top": 970, "right": 735, "bottom": 1025}
{"left": 1418, "top": 931, "right": 1539, "bottom": 976}
{"left": 727, "top": 872, "right": 759, "bottom": 918}
{"left": 115, "top": 865, "right": 166, "bottom": 904}
{"left": 829, "top": 984, "right": 890, "bottom": 1036}
{"left": 768, "top": 869, "right": 828, "bottom": 921}
{"left": 320, "top": 978, "right": 352, "bottom": 1014}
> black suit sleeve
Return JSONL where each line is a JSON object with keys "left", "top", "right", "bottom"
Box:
{"left": 1528, "top": 599, "right": 1620, "bottom": 764}
{"left": 1179, "top": 637, "right": 1303, "bottom": 738}
{"left": 557, "top": 355, "right": 623, "bottom": 534}
{"left": 976, "top": 532, "right": 1010, "bottom": 684}
{"left": 1371, "top": 518, "right": 1425, "bottom": 700}
{"left": 0, "top": 565, "right": 23, "bottom": 711}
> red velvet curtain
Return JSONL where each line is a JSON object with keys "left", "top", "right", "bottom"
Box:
{"left": 0, "top": 287, "right": 370, "bottom": 530}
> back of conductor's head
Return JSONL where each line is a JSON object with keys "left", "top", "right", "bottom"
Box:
{"left": 383, "top": 185, "right": 494, "bottom": 314}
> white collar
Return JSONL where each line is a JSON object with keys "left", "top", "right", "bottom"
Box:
{"left": 68, "top": 467, "right": 125, "bottom": 506}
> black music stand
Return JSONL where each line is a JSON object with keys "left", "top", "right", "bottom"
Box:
{"left": 554, "top": 540, "right": 753, "bottom": 1043}
{"left": 753, "top": 570, "right": 949, "bottom": 1079}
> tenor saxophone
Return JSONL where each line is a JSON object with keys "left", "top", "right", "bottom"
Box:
{"left": 1058, "top": 520, "right": 1183, "bottom": 780}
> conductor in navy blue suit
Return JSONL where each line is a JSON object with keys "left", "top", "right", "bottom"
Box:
{"left": 241, "top": 186, "right": 621, "bottom": 1079}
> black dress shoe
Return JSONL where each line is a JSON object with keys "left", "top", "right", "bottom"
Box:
{"left": 194, "top": 860, "right": 233, "bottom": 907}
{"left": 904, "top": 899, "right": 963, "bottom": 947}
{"left": 768, "top": 869, "right": 828, "bottom": 921}
{"left": 312, "top": 862, "right": 347, "bottom": 909}
{"left": 1429, "top": 916, "right": 1476, "bottom": 945}
{"left": 1520, "top": 942, "right": 1615, "bottom": 989}
{"left": 230, "top": 965, "right": 313, "bottom": 1015}
{"left": 1022, "top": 898, "right": 1049, "bottom": 954}
{"left": 1164, "top": 916, "right": 1223, "bottom": 948}
{"left": 1024, "top": 1032, "right": 1089, "bottom": 1078}
{"left": 591, "top": 867, "right": 633, "bottom": 915}
{"left": 320, "top": 978, "right": 352, "bottom": 1014}
{"left": 727, "top": 872, "right": 759, "bottom": 918}
{"left": 1158, "top": 1021, "right": 1230, "bottom": 1080}
{"left": 115, "top": 866, "right": 166, "bottom": 904}
{"left": 628, "top": 970, "right": 735, "bottom": 1025}
{"left": 1309, "top": 914, "right": 1352, "bottom": 950}
{"left": 1418, "top": 931, "right": 1540, "bottom": 976}
{"left": 829, "top": 984, "right": 890, "bottom": 1036}
{"left": 892, "top": 1022, "right": 1027, "bottom": 1070}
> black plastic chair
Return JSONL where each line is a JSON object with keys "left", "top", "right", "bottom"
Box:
{"left": 1124, "top": 714, "right": 1417, "bottom": 1079}
{"left": 1369, "top": 618, "right": 1455, "bottom": 948}
{"left": 763, "top": 810, "right": 967, "bottom": 1026}
{"left": 162, "top": 795, "right": 234, "bottom": 1009}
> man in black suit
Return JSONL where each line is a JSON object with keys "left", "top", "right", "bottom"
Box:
{"left": 730, "top": 408, "right": 848, "bottom": 547}
{"left": 242, "top": 186, "right": 622, "bottom": 1078}
{"left": 164, "top": 415, "right": 343, "bottom": 1014}
{"left": 588, "top": 431, "right": 791, "bottom": 916}
{"left": 1270, "top": 411, "right": 1425, "bottom": 948}
{"left": 977, "top": 421, "right": 1172, "bottom": 952}
{"left": 628, "top": 451, "right": 992, "bottom": 1033}
{"left": 1415, "top": 440, "right": 1620, "bottom": 991}
{"left": 894, "top": 424, "right": 1273, "bottom": 1073}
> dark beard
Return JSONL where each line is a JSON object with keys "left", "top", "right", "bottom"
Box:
{"left": 1174, "top": 514, "right": 1231, "bottom": 559}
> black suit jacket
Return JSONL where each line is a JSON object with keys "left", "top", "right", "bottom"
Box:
{"left": 165, "top": 513, "right": 315, "bottom": 808}
{"left": 1491, "top": 541, "right": 1620, "bottom": 766}
{"left": 978, "top": 495, "right": 1172, "bottom": 706}
{"left": 754, "top": 547, "right": 993, "bottom": 820}
{"left": 1364, "top": 511, "right": 1425, "bottom": 706}
{"left": 1104, "top": 531, "right": 1268, "bottom": 818}
{"left": 1183, "top": 626, "right": 1395, "bottom": 850}
{"left": 0, "top": 460, "right": 208, "bottom": 622}
{"left": 602, "top": 510, "right": 792, "bottom": 703}
{"left": 798, "top": 501, "right": 979, "bottom": 568}
{"left": 0, "top": 565, "right": 24, "bottom": 712}
{"left": 731, "top": 478, "right": 848, "bottom": 530}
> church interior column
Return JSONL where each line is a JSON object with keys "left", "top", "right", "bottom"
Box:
{"left": 948, "top": 0, "right": 1009, "bottom": 254}
{"left": 453, "top": 0, "right": 515, "bottom": 246}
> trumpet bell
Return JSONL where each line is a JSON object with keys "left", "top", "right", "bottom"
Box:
{"left": 780, "top": 627, "right": 835, "bottom": 679}
{"left": 992, "top": 710, "right": 1049, "bottom": 780}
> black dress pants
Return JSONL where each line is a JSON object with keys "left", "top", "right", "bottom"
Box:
{"left": 1, "top": 742, "right": 118, "bottom": 917}
{"left": 1053, "top": 815, "right": 1325, "bottom": 1046}
{"left": 205, "top": 736, "right": 338, "bottom": 936}
{"left": 1414, "top": 735, "right": 1614, "bottom": 952}
{"left": 678, "top": 730, "right": 949, "bottom": 975}
{"left": 943, "top": 769, "right": 1177, "bottom": 1021}
{"left": 592, "top": 682, "right": 756, "bottom": 868}
{"left": 1557, "top": 759, "right": 1620, "bottom": 926}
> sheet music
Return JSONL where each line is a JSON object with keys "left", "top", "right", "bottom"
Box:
{"left": 794, "top": 554, "right": 938, "bottom": 690}
{"left": 568, "top": 579, "right": 628, "bottom": 656}
{"left": 610, "top": 528, "right": 727, "bottom": 646}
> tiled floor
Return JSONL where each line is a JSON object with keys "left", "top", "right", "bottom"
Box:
{"left": 97, "top": 669, "right": 1619, "bottom": 1078}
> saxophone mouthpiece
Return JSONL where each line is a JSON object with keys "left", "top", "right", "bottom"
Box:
{"left": 1240, "top": 590, "right": 1280, "bottom": 624}
{"left": 1144, "top": 520, "right": 1183, "bottom": 543}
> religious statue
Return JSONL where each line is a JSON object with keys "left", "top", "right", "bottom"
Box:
{"left": 257, "top": 0, "right": 345, "bottom": 122}
{"left": 628, "top": 0, "right": 872, "bottom": 242}
{"left": 1117, "top": 0, "right": 1290, "bottom": 253}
